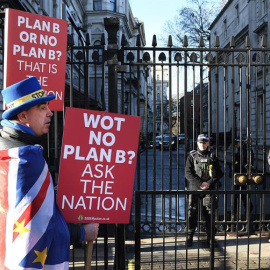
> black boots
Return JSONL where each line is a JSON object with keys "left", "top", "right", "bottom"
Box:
{"left": 206, "top": 236, "right": 218, "bottom": 248}
{"left": 186, "top": 235, "right": 218, "bottom": 248}
{"left": 186, "top": 235, "right": 193, "bottom": 247}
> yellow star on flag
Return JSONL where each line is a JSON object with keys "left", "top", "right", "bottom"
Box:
{"left": 13, "top": 219, "right": 30, "bottom": 238}
{"left": 33, "top": 247, "right": 48, "bottom": 266}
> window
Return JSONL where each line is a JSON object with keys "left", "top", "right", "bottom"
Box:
{"left": 257, "top": 94, "right": 263, "bottom": 132}
{"left": 234, "top": 105, "right": 240, "bottom": 133}
{"left": 262, "top": 0, "right": 268, "bottom": 15}
{"left": 235, "top": 4, "right": 239, "bottom": 25}
{"left": 157, "top": 122, "right": 160, "bottom": 131}
{"left": 93, "top": 0, "right": 102, "bottom": 11}
{"left": 40, "top": 0, "right": 44, "bottom": 9}
{"left": 223, "top": 19, "right": 227, "bottom": 38}
{"left": 157, "top": 106, "right": 161, "bottom": 117}
{"left": 163, "top": 86, "right": 167, "bottom": 95}
{"left": 226, "top": 107, "right": 229, "bottom": 131}
{"left": 110, "top": 0, "right": 116, "bottom": 11}
{"left": 93, "top": 40, "right": 103, "bottom": 62}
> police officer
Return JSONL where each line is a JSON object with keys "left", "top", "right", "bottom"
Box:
{"left": 185, "top": 134, "right": 223, "bottom": 247}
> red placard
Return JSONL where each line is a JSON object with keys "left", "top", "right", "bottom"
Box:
{"left": 4, "top": 8, "right": 68, "bottom": 111}
{"left": 56, "top": 107, "right": 141, "bottom": 224}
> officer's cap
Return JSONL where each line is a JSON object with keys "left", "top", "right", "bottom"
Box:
{"left": 197, "top": 134, "right": 209, "bottom": 142}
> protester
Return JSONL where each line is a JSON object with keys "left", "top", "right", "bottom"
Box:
{"left": 185, "top": 134, "right": 223, "bottom": 248}
{"left": 0, "top": 76, "right": 99, "bottom": 269}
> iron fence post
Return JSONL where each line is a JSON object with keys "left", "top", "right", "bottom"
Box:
{"left": 104, "top": 17, "right": 126, "bottom": 270}
{"left": 135, "top": 192, "right": 141, "bottom": 270}
{"left": 210, "top": 194, "right": 215, "bottom": 269}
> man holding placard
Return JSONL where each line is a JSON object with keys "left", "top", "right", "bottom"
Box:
{"left": 0, "top": 76, "right": 99, "bottom": 270}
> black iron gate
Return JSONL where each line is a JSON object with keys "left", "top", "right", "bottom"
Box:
{"left": 66, "top": 21, "right": 270, "bottom": 268}
{"left": 1, "top": 9, "right": 270, "bottom": 269}
{"left": 118, "top": 34, "right": 270, "bottom": 269}
{"left": 134, "top": 190, "right": 270, "bottom": 269}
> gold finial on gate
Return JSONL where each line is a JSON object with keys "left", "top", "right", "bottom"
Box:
{"left": 238, "top": 175, "right": 247, "bottom": 184}
{"left": 251, "top": 174, "right": 264, "bottom": 184}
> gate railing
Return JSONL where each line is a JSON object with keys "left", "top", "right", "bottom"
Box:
{"left": 134, "top": 190, "right": 270, "bottom": 270}
{"left": 1, "top": 9, "right": 270, "bottom": 268}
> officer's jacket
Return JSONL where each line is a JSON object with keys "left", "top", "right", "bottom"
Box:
{"left": 185, "top": 149, "right": 223, "bottom": 191}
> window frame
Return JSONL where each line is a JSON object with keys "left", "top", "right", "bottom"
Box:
{"left": 93, "top": 0, "right": 102, "bottom": 11}
{"left": 110, "top": 0, "right": 116, "bottom": 12}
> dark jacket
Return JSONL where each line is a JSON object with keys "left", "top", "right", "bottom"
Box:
{"left": 185, "top": 149, "right": 223, "bottom": 191}
{"left": 0, "top": 125, "right": 83, "bottom": 245}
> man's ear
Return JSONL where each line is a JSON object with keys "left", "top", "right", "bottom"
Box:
{"left": 17, "top": 111, "right": 28, "bottom": 124}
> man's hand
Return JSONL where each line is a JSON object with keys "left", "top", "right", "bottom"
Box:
{"left": 83, "top": 223, "right": 99, "bottom": 241}
{"left": 200, "top": 182, "right": 209, "bottom": 190}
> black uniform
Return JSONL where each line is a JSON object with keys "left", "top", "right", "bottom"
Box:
{"left": 185, "top": 148, "right": 223, "bottom": 237}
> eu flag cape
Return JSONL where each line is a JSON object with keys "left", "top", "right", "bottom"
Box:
{"left": 0, "top": 145, "right": 70, "bottom": 270}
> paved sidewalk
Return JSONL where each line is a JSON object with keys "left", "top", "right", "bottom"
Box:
{"left": 69, "top": 234, "right": 270, "bottom": 269}
{"left": 128, "top": 234, "right": 270, "bottom": 269}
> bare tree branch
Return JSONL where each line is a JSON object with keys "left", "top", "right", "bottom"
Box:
{"left": 161, "top": 0, "right": 227, "bottom": 47}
